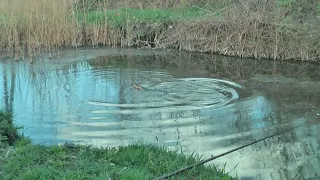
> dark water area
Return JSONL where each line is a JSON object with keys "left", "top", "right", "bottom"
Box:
{"left": 1, "top": 47, "right": 320, "bottom": 180}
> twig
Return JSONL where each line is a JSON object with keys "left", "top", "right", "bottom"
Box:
{"left": 154, "top": 123, "right": 308, "bottom": 180}
{"left": 293, "top": 152, "right": 320, "bottom": 179}
{"left": 227, "top": 162, "right": 239, "bottom": 175}
{"left": 5, "top": 147, "right": 12, "bottom": 159}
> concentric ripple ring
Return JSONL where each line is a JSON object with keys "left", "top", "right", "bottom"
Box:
{"left": 150, "top": 78, "right": 241, "bottom": 109}
{"left": 89, "top": 78, "right": 241, "bottom": 112}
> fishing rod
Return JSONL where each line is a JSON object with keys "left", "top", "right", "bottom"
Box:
{"left": 154, "top": 122, "right": 312, "bottom": 180}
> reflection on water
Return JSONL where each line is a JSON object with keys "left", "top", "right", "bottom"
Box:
{"left": 0, "top": 47, "right": 320, "bottom": 180}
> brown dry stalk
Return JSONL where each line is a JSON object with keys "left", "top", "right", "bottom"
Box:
{"left": 0, "top": 0, "right": 319, "bottom": 61}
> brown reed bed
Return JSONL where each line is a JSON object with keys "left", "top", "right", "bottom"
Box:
{"left": 158, "top": 2, "right": 320, "bottom": 61}
{"left": 0, "top": 0, "right": 319, "bottom": 62}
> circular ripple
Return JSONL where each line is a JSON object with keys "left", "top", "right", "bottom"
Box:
{"left": 89, "top": 78, "right": 241, "bottom": 111}
{"left": 150, "top": 78, "right": 241, "bottom": 109}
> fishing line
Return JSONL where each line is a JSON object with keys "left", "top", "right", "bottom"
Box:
{"left": 154, "top": 122, "right": 309, "bottom": 180}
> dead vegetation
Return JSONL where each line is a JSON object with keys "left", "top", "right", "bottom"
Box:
{"left": 0, "top": 0, "right": 319, "bottom": 62}
{"left": 159, "top": 2, "right": 320, "bottom": 61}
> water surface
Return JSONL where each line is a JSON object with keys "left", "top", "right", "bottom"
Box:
{"left": 1, "top": 47, "right": 320, "bottom": 180}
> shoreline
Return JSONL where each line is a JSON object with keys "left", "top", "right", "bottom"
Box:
{"left": 0, "top": 111, "right": 235, "bottom": 179}
{"left": 0, "top": 0, "right": 320, "bottom": 62}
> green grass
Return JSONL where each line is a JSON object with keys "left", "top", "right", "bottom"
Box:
{"left": 76, "top": 7, "right": 214, "bottom": 27}
{"left": 0, "top": 111, "right": 235, "bottom": 180}
{"left": 1, "top": 141, "right": 234, "bottom": 180}
{"left": 0, "top": 111, "right": 20, "bottom": 148}
{"left": 0, "top": 15, "right": 6, "bottom": 22}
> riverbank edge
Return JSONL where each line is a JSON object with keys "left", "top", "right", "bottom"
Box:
{"left": 1, "top": 1, "right": 320, "bottom": 62}
{"left": 0, "top": 111, "right": 236, "bottom": 180}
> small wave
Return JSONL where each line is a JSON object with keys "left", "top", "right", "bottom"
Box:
{"left": 88, "top": 78, "right": 241, "bottom": 114}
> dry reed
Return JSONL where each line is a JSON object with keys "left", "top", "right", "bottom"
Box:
{"left": 155, "top": 0, "right": 320, "bottom": 61}
{"left": 0, "top": 0, "right": 319, "bottom": 62}
{"left": 0, "top": 0, "right": 122, "bottom": 62}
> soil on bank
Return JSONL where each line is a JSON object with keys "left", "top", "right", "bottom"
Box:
{"left": 0, "top": 0, "right": 319, "bottom": 62}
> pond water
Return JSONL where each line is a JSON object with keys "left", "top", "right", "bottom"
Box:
{"left": 1, "top": 47, "right": 320, "bottom": 180}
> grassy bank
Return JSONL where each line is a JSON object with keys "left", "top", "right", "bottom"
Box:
{"left": 0, "top": 111, "right": 235, "bottom": 180}
{"left": 0, "top": 0, "right": 320, "bottom": 61}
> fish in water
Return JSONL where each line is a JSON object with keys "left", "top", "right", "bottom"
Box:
{"left": 132, "top": 81, "right": 143, "bottom": 90}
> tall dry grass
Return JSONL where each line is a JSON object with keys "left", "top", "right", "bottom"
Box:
{"left": 1, "top": 0, "right": 73, "bottom": 59}
{"left": 0, "top": 0, "right": 319, "bottom": 62}
{"left": 155, "top": 0, "right": 320, "bottom": 61}
{"left": 0, "top": 0, "right": 123, "bottom": 61}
